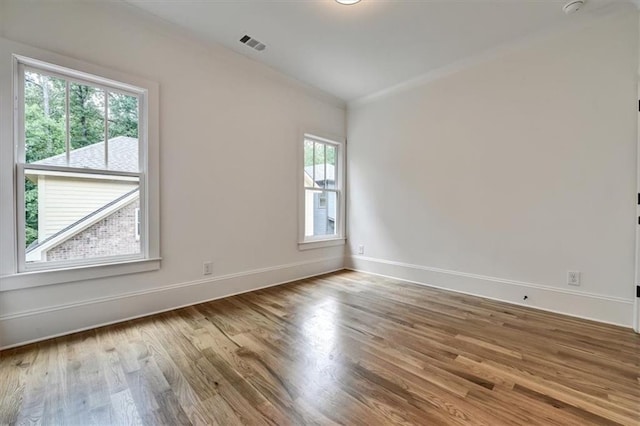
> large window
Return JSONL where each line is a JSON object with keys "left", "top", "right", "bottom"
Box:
{"left": 300, "top": 134, "right": 345, "bottom": 248}
{"left": 15, "top": 57, "right": 149, "bottom": 272}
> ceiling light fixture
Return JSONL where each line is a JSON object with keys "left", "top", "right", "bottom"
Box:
{"left": 336, "top": 0, "right": 361, "bottom": 5}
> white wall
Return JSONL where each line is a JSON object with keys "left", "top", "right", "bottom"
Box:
{"left": 0, "top": 1, "right": 345, "bottom": 348}
{"left": 347, "top": 10, "right": 639, "bottom": 327}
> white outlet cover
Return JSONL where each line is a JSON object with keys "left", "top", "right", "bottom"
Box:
{"left": 358, "top": 245, "right": 365, "bottom": 255}
{"left": 567, "top": 271, "right": 580, "bottom": 286}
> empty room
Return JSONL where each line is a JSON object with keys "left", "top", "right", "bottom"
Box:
{"left": 0, "top": 0, "right": 639, "bottom": 424}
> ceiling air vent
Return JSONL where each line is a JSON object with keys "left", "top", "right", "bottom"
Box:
{"left": 239, "top": 35, "right": 266, "bottom": 52}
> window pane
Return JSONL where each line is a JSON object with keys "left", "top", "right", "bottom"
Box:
{"left": 304, "top": 190, "right": 337, "bottom": 238}
{"left": 24, "top": 71, "right": 66, "bottom": 164}
{"left": 70, "top": 83, "right": 106, "bottom": 169}
{"left": 303, "top": 139, "right": 315, "bottom": 187}
{"left": 24, "top": 169, "right": 141, "bottom": 264}
{"left": 326, "top": 145, "right": 336, "bottom": 189}
{"left": 107, "top": 93, "right": 140, "bottom": 171}
{"left": 24, "top": 176, "right": 39, "bottom": 247}
{"left": 108, "top": 92, "right": 138, "bottom": 139}
{"left": 314, "top": 142, "right": 326, "bottom": 189}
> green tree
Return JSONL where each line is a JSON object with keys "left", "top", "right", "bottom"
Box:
{"left": 70, "top": 83, "right": 104, "bottom": 148}
{"left": 304, "top": 141, "right": 336, "bottom": 167}
{"left": 24, "top": 73, "right": 66, "bottom": 163}
{"left": 109, "top": 93, "right": 138, "bottom": 138}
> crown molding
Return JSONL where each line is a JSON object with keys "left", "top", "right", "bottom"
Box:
{"left": 349, "top": 2, "right": 635, "bottom": 108}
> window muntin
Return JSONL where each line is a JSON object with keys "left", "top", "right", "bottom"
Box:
{"left": 16, "top": 60, "right": 147, "bottom": 272}
{"left": 302, "top": 135, "right": 342, "bottom": 242}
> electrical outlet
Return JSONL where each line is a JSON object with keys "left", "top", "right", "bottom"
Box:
{"left": 203, "top": 261, "right": 213, "bottom": 276}
{"left": 357, "top": 245, "right": 365, "bottom": 255}
{"left": 567, "top": 271, "right": 580, "bottom": 286}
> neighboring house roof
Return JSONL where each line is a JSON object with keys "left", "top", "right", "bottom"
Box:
{"left": 32, "top": 136, "right": 138, "bottom": 172}
{"left": 304, "top": 164, "right": 335, "bottom": 183}
{"left": 25, "top": 189, "right": 139, "bottom": 261}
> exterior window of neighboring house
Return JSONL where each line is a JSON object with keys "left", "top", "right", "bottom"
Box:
{"left": 318, "top": 193, "right": 328, "bottom": 209}
{"left": 300, "top": 134, "right": 345, "bottom": 248}
{"left": 14, "top": 56, "right": 153, "bottom": 274}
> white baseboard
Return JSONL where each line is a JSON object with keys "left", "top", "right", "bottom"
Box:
{"left": 346, "top": 255, "right": 634, "bottom": 328}
{"left": 0, "top": 256, "right": 344, "bottom": 350}
{"left": 3, "top": 253, "right": 633, "bottom": 350}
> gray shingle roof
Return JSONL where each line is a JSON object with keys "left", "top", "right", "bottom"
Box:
{"left": 304, "top": 164, "right": 335, "bottom": 183}
{"left": 33, "top": 136, "right": 138, "bottom": 172}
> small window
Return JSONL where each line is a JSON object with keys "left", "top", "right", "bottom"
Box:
{"left": 318, "top": 193, "right": 328, "bottom": 209}
{"left": 15, "top": 57, "right": 149, "bottom": 272}
{"left": 300, "top": 134, "right": 344, "bottom": 247}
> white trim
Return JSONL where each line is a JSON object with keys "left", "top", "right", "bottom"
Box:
{"left": 351, "top": 255, "right": 630, "bottom": 302}
{"left": 347, "top": 255, "right": 634, "bottom": 328}
{"left": 14, "top": 59, "right": 26, "bottom": 274}
{"left": 0, "top": 256, "right": 344, "bottom": 350}
{"left": 635, "top": 36, "right": 640, "bottom": 333}
{"left": 134, "top": 207, "right": 141, "bottom": 242}
{"left": 15, "top": 56, "right": 150, "bottom": 274}
{"left": 0, "top": 258, "right": 161, "bottom": 291}
{"left": 22, "top": 168, "right": 140, "bottom": 182}
{"left": 298, "top": 237, "right": 346, "bottom": 251}
{"left": 304, "top": 133, "right": 341, "bottom": 147}
{"left": 299, "top": 133, "right": 346, "bottom": 248}
{"left": 24, "top": 165, "right": 140, "bottom": 180}
{"left": 18, "top": 56, "right": 145, "bottom": 96}
{"left": 349, "top": 2, "right": 636, "bottom": 108}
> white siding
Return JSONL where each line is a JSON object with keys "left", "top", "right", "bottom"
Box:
{"left": 38, "top": 176, "right": 137, "bottom": 240}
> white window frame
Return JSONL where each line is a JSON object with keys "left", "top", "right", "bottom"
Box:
{"left": 298, "top": 133, "right": 346, "bottom": 250}
{"left": 0, "top": 40, "right": 160, "bottom": 291}
{"left": 135, "top": 208, "right": 141, "bottom": 241}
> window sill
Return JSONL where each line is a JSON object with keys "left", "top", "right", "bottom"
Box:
{"left": 298, "top": 238, "right": 346, "bottom": 251}
{"left": 0, "top": 258, "right": 161, "bottom": 292}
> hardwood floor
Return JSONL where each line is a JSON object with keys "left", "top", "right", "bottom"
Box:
{"left": 1, "top": 270, "right": 639, "bottom": 425}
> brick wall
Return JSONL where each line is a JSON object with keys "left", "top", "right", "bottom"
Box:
{"left": 46, "top": 200, "right": 140, "bottom": 261}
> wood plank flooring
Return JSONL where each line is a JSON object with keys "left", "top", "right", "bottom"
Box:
{"left": 1, "top": 270, "right": 639, "bottom": 425}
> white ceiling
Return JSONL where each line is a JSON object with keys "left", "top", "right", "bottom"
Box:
{"left": 126, "top": 0, "right": 628, "bottom": 102}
